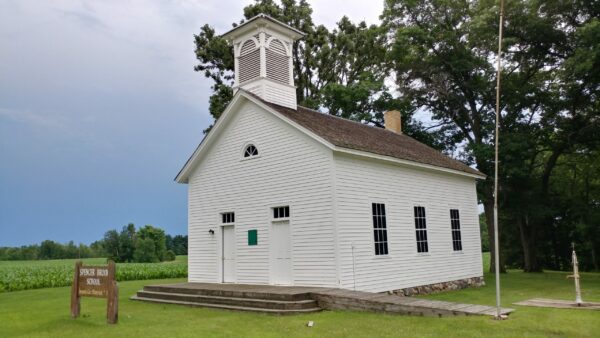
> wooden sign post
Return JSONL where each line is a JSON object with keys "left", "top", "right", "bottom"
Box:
{"left": 71, "top": 261, "right": 118, "bottom": 324}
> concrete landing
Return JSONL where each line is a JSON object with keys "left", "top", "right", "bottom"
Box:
{"left": 133, "top": 282, "right": 514, "bottom": 317}
{"left": 311, "top": 288, "right": 514, "bottom": 317}
{"left": 514, "top": 298, "right": 600, "bottom": 310}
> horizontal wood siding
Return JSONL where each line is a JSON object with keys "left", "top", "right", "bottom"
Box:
{"left": 334, "top": 153, "right": 483, "bottom": 293}
{"left": 187, "top": 101, "right": 336, "bottom": 286}
{"left": 263, "top": 82, "right": 296, "bottom": 108}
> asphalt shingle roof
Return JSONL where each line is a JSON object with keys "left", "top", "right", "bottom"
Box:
{"left": 254, "top": 96, "right": 483, "bottom": 177}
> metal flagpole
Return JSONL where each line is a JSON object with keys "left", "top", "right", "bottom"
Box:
{"left": 493, "top": 0, "right": 505, "bottom": 320}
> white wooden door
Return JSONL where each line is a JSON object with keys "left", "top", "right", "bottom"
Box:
{"left": 222, "top": 225, "right": 235, "bottom": 283}
{"left": 271, "top": 221, "right": 292, "bottom": 285}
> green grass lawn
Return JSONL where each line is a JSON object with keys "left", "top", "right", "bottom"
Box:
{"left": 1, "top": 256, "right": 598, "bottom": 337}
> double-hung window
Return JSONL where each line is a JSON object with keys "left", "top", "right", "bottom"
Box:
{"left": 372, "top": 203, "right": 389, "bottom": 255}
{"left": 450, "top": 209, "right": 462, "bottom": 251}
{"left": 414, "top": 206, "right": 428, "bottom": 253}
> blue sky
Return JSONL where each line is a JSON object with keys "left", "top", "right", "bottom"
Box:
{"left": 0, "top": 0, "right": 382, "bottom": 246}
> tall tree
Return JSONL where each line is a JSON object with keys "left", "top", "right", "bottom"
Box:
{"left": 137, "top": 225, "right": 167, "bottom": 262}
{"left": 133, "top": 238, "right": 159, "bottom": 263}
{"left": 495, "top": 0, "right": 599, "bottom": 272}
{"left": 193, "top": 0, "right": 436, "bottom": 144}
{"left": 118, "top": 223, "right": 136, "bottom": 263}
{"left": 383, "top": 0, "right": 599, "bottom": 272}
{"left": 383, "top": 0, "right": 509, "bottom": 272}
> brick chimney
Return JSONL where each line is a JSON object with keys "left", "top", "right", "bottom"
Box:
{"left": 384, "top": 110, "right": 402, "bottom": 134}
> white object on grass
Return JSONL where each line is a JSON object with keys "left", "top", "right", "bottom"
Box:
{"left": 567, "top": 243, "right": 583, "bottom": 306}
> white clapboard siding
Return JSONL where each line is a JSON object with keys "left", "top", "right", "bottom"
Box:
{"left": 263, "top": 81, "right": 296, "bottom": 108}
{"left": 333, "top": 153, "right": 483, "bottom": 293}
{"left": 188, "top": 100, "right": 337, "bottom": 286}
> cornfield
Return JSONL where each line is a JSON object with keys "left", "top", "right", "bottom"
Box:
{"left": 0, "top": 256, "right": 187, "bottom": 292}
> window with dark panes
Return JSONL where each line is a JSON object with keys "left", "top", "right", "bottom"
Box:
{"left": 273, "top": 206, "right": 289, "bottom": 219}
{"left": 372, "top": 203, "right": 389, "bottom": 255}
{"left": 244, "top": 144, "right": 258, "bottom": 158}
{"left": 414, "top": 206, "right": 428, "bottom": 253}
{"left": 450, "top": 209, "right": 462, "bottom": 251}
{"left": 221, "top": 212, "right": 235, "bottom": 224}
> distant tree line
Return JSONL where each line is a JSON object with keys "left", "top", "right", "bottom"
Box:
{"left": 0, "top": 240, "right": 101, "bottom": 261}
{"left": 0, "top": 223, "right": 187, "bottom": 263}
{"left": 98, "top": 223, "right": 188, "bottom": 263}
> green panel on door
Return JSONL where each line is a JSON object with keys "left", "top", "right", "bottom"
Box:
{"left": 248, "top": 229, "right": 258, "bottom": 246}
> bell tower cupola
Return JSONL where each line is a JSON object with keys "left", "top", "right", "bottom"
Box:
{"left": 222, "top": 14, "right": 305, "bottom": 109}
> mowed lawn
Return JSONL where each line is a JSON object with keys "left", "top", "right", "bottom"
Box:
{"left": 1, "top": 256, "right": 599, "bottom": 337}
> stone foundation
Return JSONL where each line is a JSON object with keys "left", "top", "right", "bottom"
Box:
{"left": 391, "top": 276, "right": 485, "bottom": 296}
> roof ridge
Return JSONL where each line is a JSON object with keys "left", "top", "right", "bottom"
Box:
{"left": 261, "top": 95, "right": 443, "bottom": 151}
{"left": 241, "top": 90, "right": 482, "bottom": 177}
{"left": 289, "top": 103, "right": 415, "bottom": 141}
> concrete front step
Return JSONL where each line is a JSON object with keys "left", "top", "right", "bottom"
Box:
{"left": 142, "top": 284, "right": 313, "bottom": 301}
{"left": 136, "top": 290, "right": 319, "bottom": 310}
{"left": 133, "top": 283, "right": 514, "bottom": 317}
{"left": 130, "top": 295, "right": 322, "bottom": 315}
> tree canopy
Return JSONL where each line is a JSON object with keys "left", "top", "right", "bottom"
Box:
{"left": 382, "top": 0, "right": 599, "bottom": 272}
{"left": 193, "top": 0, "right": 438, "bottom": 145}
{"left": 193, "top": 0, "right": 600, "bottom": 272}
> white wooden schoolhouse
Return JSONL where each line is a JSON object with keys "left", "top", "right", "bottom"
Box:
{"left": 176, "top": 14, "right": 485, "bottom": 294}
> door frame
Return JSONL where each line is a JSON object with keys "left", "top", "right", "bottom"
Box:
{"left": 269, "top": 218, "right": 293, "bottom": 285}
{"left": 220, "top": 224, "right": 236, "bottom": 283}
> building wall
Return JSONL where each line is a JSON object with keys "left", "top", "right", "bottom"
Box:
{"left": 187, "top": 100, "right": 337, "bottom": 286}
{"left": 333, "top": 153, "right": 483, "bottom": 293}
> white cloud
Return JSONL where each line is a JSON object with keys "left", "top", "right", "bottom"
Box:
{"left": 310, "top": 0, "right": 383, "bottom": 28}
{"left": 0, "top": 107, "right": 67, "bottom": 130}
{"left": 0, "top": 0, "right": 385, "bottom": 111}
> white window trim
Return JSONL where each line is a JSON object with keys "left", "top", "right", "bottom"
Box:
{"left": 371, "top": 201, "right": 390, "bottom": 257}
{"left": 268, "top": 204, "right": 294, "bottom": 285}
{"left": 412, "top": 202, "right": 430, "bottom": 256}
{"left": 449, "top": 207, "right": 463, "bottom": 252}
{"left": 372, "top": 254, "right": 393, "bottom": 260}
{"left": 220, "top": 211, "right": 235, "bottom": 226}
{"left": 271, "top": 205, "right": 290, "bottom": 222}
{"left": 240, "top": 141, "right": 261, "bottom": 161}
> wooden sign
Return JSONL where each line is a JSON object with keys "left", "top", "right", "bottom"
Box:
{"left": 71, "top": 261, "right": 118, "bottom": 324}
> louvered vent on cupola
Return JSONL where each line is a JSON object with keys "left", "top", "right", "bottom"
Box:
{"left": 266, "top": 39, "right": 289, "bottom": 85}
{"left": 221, "top": 14, "right": 305, "bottom": 110}
{"left": 238, "top": 39, "right": 260, "bottom": 83}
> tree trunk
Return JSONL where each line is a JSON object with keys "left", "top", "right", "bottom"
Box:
{"left": 483, "top": 187, "right": 506, "bottom": 274}
{"left": 519, "top": 147, "right": 562, "bottom": 273}
{"left": 591, "top": 245, "right": 599, "bottom": 272}
{"left": 519, "top": 215, "right": 542, "bottom": 272}
{"left": 551, "top": 231, "right": 560, "bottom": 270}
